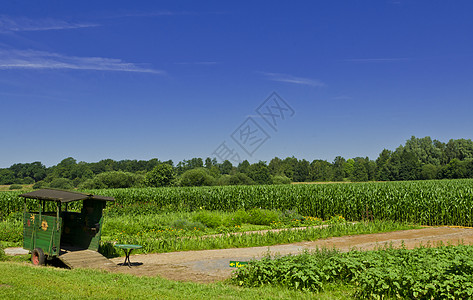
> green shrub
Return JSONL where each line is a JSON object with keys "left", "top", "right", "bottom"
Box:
{"left": 215, "top": 175, "right": 232, "bottom": 186}
{"left": 32, "top": 181, "right": 49, "bottom": 189}
{"left": 229, "top": 173, "right": 255, "bottom": 185}
{"left": 247, "top": 208, "right": 280, "bottom": 225}
{"left": 9, "top": 184, "right": 23, "bottom": 190}
{"left": 78, "top": 178, "right": 105, "bottom": 189}
{"left": 180, "top": 168, "right": 215, "bottom": 186}
{"left": 78, "top": 171, "right": 144, "bottom": 189}
{"left": 49, "top": 178, "right": 74, "bottom": 189}
{"left": 193, "top": 210, "right": 223, "bottom": 228}
{"left": 217, "top": 173, "right": 255, "bottom": 186}
{"left": 279, "top": 209, "right": 304, "bottom": 223}
{"left": 170, "top": 219, "right": 207, "bottom": 231}
{"left": 225, "top": 209, "right": 250, "bottom": 226}
{"left": 94, "top": 171, "right": 144, "bottom": 189}
{"left": 272, "top": 175, "right": 292, "bottom": 185}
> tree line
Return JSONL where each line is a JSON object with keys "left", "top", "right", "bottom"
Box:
{"left": 1, "top": 136, "right": 473, "bottom": 189}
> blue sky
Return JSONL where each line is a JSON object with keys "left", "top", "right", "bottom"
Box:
{"left": 1, "top": 1, "right": 472, "bottom": 168}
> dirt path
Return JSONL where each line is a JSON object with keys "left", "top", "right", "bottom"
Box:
{"left": 108, "top": 226, "right": 473, "bottom": 283}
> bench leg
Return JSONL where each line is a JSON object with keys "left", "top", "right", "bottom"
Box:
{"left": 123, "top": 249, "right": 133, "bottom": 267}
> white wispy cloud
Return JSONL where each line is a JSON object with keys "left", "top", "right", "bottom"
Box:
{"left": 343, "top": 58, "right": 409, "bottom": 63}
{"left": 0, "top": 15, "right": 98, "bottom": 32}
{"left": 0, "top": 49, "right": 163, "bottom": 74}
{"left": 259, "top": 72, "right": 325, "bottom": 87}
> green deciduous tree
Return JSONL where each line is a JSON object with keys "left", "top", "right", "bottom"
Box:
{"left": 247, "top": 161, "right": 272, "bottom": 185}
{"left": 445, "top": 139, "right": 473, "bottom": 162}
{"left": 309, "top": 160, "right": 333, "bottom": 181}
{"left": 344, "top": 158, "right": 355, "bottom": 180}
{"left": 350, "top": 157, "right": 370, "bottom": 182}
{"left": 268, "top": 157, "right": 282, "bottom": 175}
{"left": 441, "top": 158, "right": 467, "bottom": 179}
{"left": 237, "top": 160, "right": 250, "bottom": 174}
{"left": 219, "top": 160, "right": 233, "bottom": 175}
{"left": 0, "top": 169, "right": 15, "bottom": 185}
{"left": 145, "top": 164, "right": 175, "bottom": 187}
{"left": 293, "top": 159, "right": 310, "bottom": 182}
{"left": 404, "top": 136, "right": 443, "bottom": 165}
{"left": 375, "top": 149, "right": 392, "bottom": 181}
{"left": 332, "top": 156, "right": 346, "bottom": 181}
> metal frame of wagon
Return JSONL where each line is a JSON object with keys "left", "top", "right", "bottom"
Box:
{"left": 20, "top": 188, "right": 114, "bottom": 266}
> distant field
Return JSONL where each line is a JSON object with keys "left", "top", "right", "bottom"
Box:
{"left": 0, "top": 185, "right": 33, "bottom": 192}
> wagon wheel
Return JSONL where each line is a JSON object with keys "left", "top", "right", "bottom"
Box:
{"left": 31, "top": 248, "right": 46, "bottom": 266}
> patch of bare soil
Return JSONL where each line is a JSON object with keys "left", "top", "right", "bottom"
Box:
{"left": 107, "top": 227, "right": 473, "bottom": 283}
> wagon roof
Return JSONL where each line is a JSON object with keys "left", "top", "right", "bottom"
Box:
{"left": 19, "top": 189, "right": 114, "bottom": 203}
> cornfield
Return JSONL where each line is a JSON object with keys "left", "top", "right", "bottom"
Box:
{"left": 1, "top": 179, "right": 473, "bottom": 226}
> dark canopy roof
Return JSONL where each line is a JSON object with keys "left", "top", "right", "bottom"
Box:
{"left": 20, "top": 189, "right": 114, "bottom": 203}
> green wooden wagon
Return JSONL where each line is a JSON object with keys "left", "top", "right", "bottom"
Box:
{"left": 20, "top": 189, "right": 114, "bottom": 266}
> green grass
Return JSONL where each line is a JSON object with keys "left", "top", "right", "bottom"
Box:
{"left": 0, "top": 262, "right": 355, "bottom": 299}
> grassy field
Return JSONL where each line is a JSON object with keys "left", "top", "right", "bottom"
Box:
{"left": 0, "top": 262, "right": 355, "bottom": 300}
{"left": 0, "top": 184, "right": 33, "bottom": 192}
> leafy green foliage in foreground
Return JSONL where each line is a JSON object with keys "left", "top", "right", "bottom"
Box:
{"left": 233, "top": 244, "right": 473, "bottom": 299}
{"left": 0, "top": 262, "right": 352, "bottom": 300}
